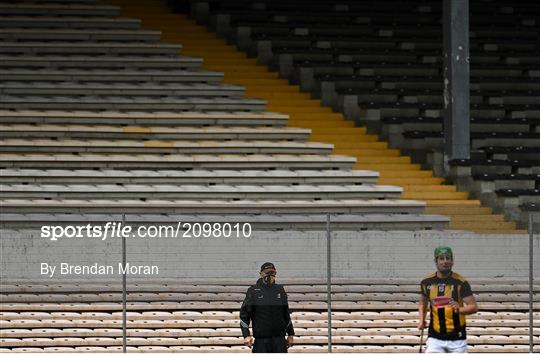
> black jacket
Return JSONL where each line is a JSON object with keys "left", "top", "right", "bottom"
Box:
{"left": 239, "top": 279, "right": 295, "bottom": 338}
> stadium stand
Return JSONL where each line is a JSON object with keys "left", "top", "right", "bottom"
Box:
{"left": 0, "top": 0, "right": 537, "bottom": 353}
{"left": 0, "top": 0, "right": 449, "bottom": 231}
{"left": 190, "top": 0, "right": 540, "bottom": 232}
{"left": 1, "top": 279, "right": 538, "bottom": 353}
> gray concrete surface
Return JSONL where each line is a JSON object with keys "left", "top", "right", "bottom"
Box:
{"left": 2, "top": 228, "right": 538, "bottom": 280}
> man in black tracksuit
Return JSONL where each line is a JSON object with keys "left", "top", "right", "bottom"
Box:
{"left": 240, "top": 262, "right": 295, "bottom": 353}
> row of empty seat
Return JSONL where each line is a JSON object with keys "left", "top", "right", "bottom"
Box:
{"left": 0, "top": 0, "right": 450, "bottom": 231}
{"left": 1, "top": 278, "right": 538, "bottom": 352}
{"left": 195, "top": 0, "right": 540, "bottom": 230}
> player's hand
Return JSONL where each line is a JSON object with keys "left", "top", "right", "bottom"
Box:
{"left": 244, "top": 336, "right": 253, "bottom": 348}
{"left": 417, "top": 321, "right": 426, "bottom": 330}
{"left": 449, "top": 299, "right": 460, "bottom": 313}
{"left": 287, "top": 336, "right": 294, "bottom": 348}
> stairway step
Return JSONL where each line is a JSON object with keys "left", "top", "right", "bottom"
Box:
{"left": 451, "top": 214, "right": 506, "bottom": 222}
{"left": 426, "top": 206, "right": 493, "bottom": 215}
{"left": 403, "top": 192, "right": 470, "bottom": 200}
{"left": 464, "top": 229, "right": 528, "bottom": 234}
{"left": 268, "top": 107, "right": 335, "bottom": 114}
{"left": 214, "top": 66, "right": 270, "bottom": 73}
{"left": 450, "top": 221, "right": 518, "bottom": 230}
{"left": 333, "top": 149, "right": 401, "bottom": 157}
{"left": 223, "top": 72, "right": 279, "bottom": 79}
{"left": 380, "top": 177, "right": 445, "bottom": 185}
{"left": 223, "top": 78, "right": 285, "bottom": 86}
{"left": 402, "top": 185, "right": 457, "bottom": 192}
{"left": 426, "top": 200, "right": 481, "bottom": 206}
{"left": 203, "top": 58, "right": 259, "bottom": 66}
{"left": 356, "top": 156, "right": 412, "bottom": 164}
{"left": 379, "top": 170, "right": 434, "bottom": 178}
{"left": 333, "top": 142, "right": 389, "bottom": 149}
{"left": 355, "top": 164, "right": 422, "bottom": 171}
{"left": 311, "top": 135, "right": 379, "bottom": 142}
{"left": 310, "top": 127, "right": 368, "bottom": 135}
{"left": 290, "top": 120, "right": 356, "bottom": 128}
{"left": 247, "top": 87, "right": 300, "bottom": 94}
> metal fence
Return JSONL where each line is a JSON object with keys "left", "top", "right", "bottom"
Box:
{"left": 0, "top": 213, "right": 537, "bottom": 352}
{"left": 110, "top": 213, "right": 538, "bottom": 353}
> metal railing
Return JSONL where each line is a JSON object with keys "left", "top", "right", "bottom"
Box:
{"left": 113, "top": 212, "right": 537, "bottom": 353}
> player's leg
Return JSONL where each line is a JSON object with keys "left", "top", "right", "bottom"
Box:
{"left": 253, "top": 338, "right": 271, "bottom": 353}
{"left": 270, "top": 336, "right": 287, "bottom": 353}
{"left": 425, "top": 337, "right": 447, "bottom": 353}
{"left": 447, "top": 339, "right": 468, "bottom": 353}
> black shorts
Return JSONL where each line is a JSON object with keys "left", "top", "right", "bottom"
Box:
{"left": 253, "top": 336, "right": 287, "bottom": 353}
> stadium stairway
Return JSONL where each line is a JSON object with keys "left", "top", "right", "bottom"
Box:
{"left": 100, "top": 0, "right": 525, "bottom": 234}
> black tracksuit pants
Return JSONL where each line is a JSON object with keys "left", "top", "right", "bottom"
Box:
{"left": 253, "top": 336, "right": 287, "bottom": 353}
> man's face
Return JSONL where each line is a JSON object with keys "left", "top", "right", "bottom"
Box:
{"left": 260, "top": 269, "right": 276, "bottom": 284}
{"left": 435, "top": 254, "right": 453, "bottom": 276}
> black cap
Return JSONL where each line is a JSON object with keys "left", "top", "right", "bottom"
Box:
{"left": 260, "top": 262, "right": 276, "bottom": 272}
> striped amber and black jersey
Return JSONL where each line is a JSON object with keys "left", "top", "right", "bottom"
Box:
{"left": 420, "top": 272, "right": 473, "bottom": 340}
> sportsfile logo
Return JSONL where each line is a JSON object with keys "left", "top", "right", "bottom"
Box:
{"left": 41, "top": 222, "right": 132, "bottom": 241}
{"left": 40, "top": 222, "right": 252, "bottom": 241}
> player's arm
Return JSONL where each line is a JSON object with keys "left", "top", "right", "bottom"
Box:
{"left": 458, "top": 294, "right": 478, "bottom": 315}
{"left": 282, "top": 287, "right": 294, "bottom": 347}
{"left": 240, "top": 288, "right": 254, "bottom": 347}
{"left": 450, "top": 281, "right": 478, "bottom": 315}
{"left": 418, "top": 292, "right": 428, "bottom": 329}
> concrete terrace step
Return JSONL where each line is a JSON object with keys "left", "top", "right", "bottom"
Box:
{"left": 0, "top": 139, "right": 334, "bottom": 155}
{"left": 0, "top": 29, "right": 161, "bottom": 42}
{"left": 0, "top": 83, "right": 245, "bottom": 98}
{"left": 0, "top": 110, "right": 289, "bottom": 127}
{"left": 0, "top": 213, "right": 447, "bottom": 231}
{"left": 0, "top": 316, "right": 536, "bottom": 330}
{"left": 3, "top": 291, "right": 531, "bottom": 304}
{"left": 0, "top": 183, "right": 403, "bottom": 200}
{"left": 0, "top": 344, "right": 536, "bottom": 352}
{"left": 23, "top": 327, "right": 540, "bottom": 339}
{"left": 0, "top": 4, "right": 119, "bottom": 17}
{"left": 0, "top": 0, "right": 98, "bottom": 4}
{"left": 0, "top": 168, "right": 379, "bottom": 185}
{"left": 1, "top": 277, "right": 536, "bottom": 289}
{"left": 0, "top": 95, "right": 266, "bottom": 111}
{"left": 0, "top": 69, "right": 228, "bottom": 84}
{"left": 0, "top": 42, "right": 181, "bottom": 55}
{"left": 0, "top": 198, "right": 427, "bottom": 215}
{"left": 0, "top": 125, "right": 308, "bottom": 140}
{"left": 0, "top": 152, "right": 357, "bottom": 170}
{"left": 0, "top": 299, "right": 535, "bottom": 312}
{"left": 2, "top": 279, "right": 537, "bottom": 293}
{"left": 1, "top": 336, "right": 511, "bottom": 348}
{"left": 12, "top": 327, "right": 532, "bottom": 338}
{"left": 0, "top": 55, "right": 203, "bottom": 70}
{"left": 0, "top": 16, "right": 141, "bottom": 29}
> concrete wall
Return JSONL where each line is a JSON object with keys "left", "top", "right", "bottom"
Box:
{"left": 2, "top": 228, "right": 538, "bottom": 281}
